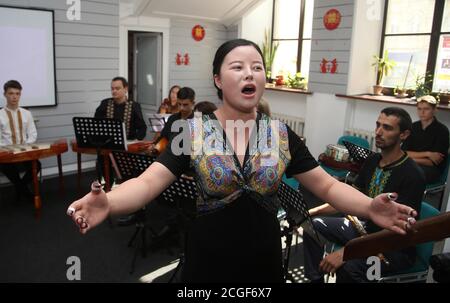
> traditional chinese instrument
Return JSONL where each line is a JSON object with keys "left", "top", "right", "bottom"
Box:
{"left": 346, "top": 215, "right": 390, "bottom": 266}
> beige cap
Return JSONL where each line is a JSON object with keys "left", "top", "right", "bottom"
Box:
{"left": 417, "top": 95, "right": 437, "bottom": 105}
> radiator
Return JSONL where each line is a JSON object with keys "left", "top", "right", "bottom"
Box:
{"left": 344, "top": 128, "right": 376, "bottom": 151}
{"left": 272, "top": 112, "right": 305, "bottom": 137}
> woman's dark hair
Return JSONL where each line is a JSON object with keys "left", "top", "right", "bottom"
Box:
{"left": 381, "top": 107, "right": 412, "bottom": 132}
{"left": 212, "top": 39, "right": 265, "bottom": 100}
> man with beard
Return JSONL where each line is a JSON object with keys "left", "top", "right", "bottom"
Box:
{"left": 303, "top": 107, "right": 425, "bottom": 283}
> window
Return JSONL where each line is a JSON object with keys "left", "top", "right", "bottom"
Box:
{"left": 381, "top": 0, "right": 450, "bottom": 93}
{"left": 271, "top": 0, "right": 314, "bottom": 79}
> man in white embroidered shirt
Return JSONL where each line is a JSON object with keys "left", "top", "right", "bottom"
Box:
{"left": 0, "top": 80, "right": 39, "bottom": 201}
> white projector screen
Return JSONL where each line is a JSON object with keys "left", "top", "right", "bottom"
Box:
{"left": 0, "top": 6, "right": 57, "bottom": 107}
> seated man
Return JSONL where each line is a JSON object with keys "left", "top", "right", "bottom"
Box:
{"left": 0, "top": 80, "right": 39, "bottom": 201}
{"left": 149, "top": 87, "right": 196, "bottom": 155}
{"left": 303, "top": 107, "right": 425, "bottom": 283}
{"left": 402, "top": 95, "right": 449, "bottom": 183}
{"left": 94, "top": 77, "right": 147, "bottom": 184}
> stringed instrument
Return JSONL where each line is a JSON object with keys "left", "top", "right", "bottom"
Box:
{"left": 126, "top": 137, "right": 168, "bottom": 155}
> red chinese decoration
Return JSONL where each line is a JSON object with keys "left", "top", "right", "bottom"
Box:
{"left": 176, "top": 53, "right": 190, "bottom": 66}
{"left": 192, "top": 24, "right": 205, "bottom": 41}
{"left": 323, "top": 9, "right": 341, "bottom": 30}
{"left": 320, "top": 58, "right": 338, "bottom": 74}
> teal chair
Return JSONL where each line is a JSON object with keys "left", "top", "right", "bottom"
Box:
{"left": 325, "top": 202, "right": 439, "bottom": 283}
{"left": 423, "top": 154, "right": 450, "bottom": 211}
{"left": 378, "top": 202, "right": 440, "bottom": 283}
{"left": 320, "top": 135, "right": 370, "bottom": 180}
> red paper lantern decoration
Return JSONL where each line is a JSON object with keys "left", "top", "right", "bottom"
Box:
{"left": 192, "top": 25, "right": 205, "bottom": 41}
{"left": 323, "top": 9, "right": 341, "bottom": 31}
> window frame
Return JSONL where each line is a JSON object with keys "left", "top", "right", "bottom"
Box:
{"left": 270, "top": 0, "right": 310, "bottom": 74}
{"left": 380, "top": 0, "right": 448, "bottom": 93}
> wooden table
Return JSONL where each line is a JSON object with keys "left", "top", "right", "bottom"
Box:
{"left": 70, "top": 139, "right": 152, "bottom": 192}
{"left": 0, "top": 139, "right": 68, "bottom": 213}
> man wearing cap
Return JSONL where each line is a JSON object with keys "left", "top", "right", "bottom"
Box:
{"left": 402, "top": 95, "right": 449, "bottom": 183}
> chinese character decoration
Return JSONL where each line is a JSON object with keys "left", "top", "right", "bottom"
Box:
{"left": 320, "top": 58, "right": 338, "bottom": 74}
{"left": 176, "top": 53, "right": 190, "bottom": 66}
{"left": 192, "top": 24, "right": 205, "bottom": 41}
{"left": 323, "top": 9, "right": 341, "bottom": 31}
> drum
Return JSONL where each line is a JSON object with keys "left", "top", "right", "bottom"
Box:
{"left": 325, "top": 144, "right": 349, "bottom": 162}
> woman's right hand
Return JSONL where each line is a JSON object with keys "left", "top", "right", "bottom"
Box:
{"left": 66, "top": 181, "right": 110, "bottom": 234}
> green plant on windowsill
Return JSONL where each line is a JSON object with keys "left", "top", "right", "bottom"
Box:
{"left": 285, "top": 72, "right": 307, "bottom": 90}
{"left": 414, "top": 73, "right": 433, "bottom": 99}
{"left": 260, "top": 29, "right": 279, "bottom": 82}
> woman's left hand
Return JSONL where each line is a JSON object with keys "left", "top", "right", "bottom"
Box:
{"left": 369, "top": 192, "right": 418, "bottom": 235}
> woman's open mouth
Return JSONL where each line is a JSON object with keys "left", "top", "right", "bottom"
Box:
{"left": 241, "top": 84, "right": 256, "bottom": 97}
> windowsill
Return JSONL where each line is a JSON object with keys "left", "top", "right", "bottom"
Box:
{"left": 336, "top": 93, "right": 450, "bottom": 111}
{"left": 265, "top": 84, "right": 312, "bottom": 95}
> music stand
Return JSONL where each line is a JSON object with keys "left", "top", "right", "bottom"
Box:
{"left": 277, "top": 181, "right": 322, "bottom": 282}
{"left": 342, "top": 140, "right": 375, "bottom": 164}
{"left": 111, "top": 150, "right": 158, "bottom": 273}
{"left": 159, "top": 175, "right": 198, "bottom": 283}
{"left": 73, "top": 117, "right": 127, "bottom": 187}
{"left": 148, "top": 113, "right": 170, "bottom": 133}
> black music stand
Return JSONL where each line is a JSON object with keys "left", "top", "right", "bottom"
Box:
{"left": 111, "top": 150, "right": 158, "bottom": 274}
{"left": 148, "top": 113, "right": 170, "bottom": 133}
{"left": 73, "top": 117, "right": 126, "bottom": 186}
{"left": 342, "top": 140, "right": 375, "bottom": 164}
{"left": 160, "top": 176, "right": 198, "bottom": 283}
{"left": 277, "top": 181, "right": 322, "bottom": 282}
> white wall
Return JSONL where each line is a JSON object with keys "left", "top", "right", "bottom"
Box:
{"left": 347, "top": 0, "right": 384, "bottom": 94}
{"left": 240, "top": 0, "right": 273, "bottom": 45}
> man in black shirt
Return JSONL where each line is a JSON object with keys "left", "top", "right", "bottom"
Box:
{"left": 94, "top": 77, "right": 147, "bottom": 140}
{"left": 402, "top": 95, "right": 449, "bottom": 183}
{"left": 303, "top": 107, "right": 425, "bottom": 283}
{"left": 94, "top": 77, "right": 147, "bottom": 186}
{"left": 150, "top": 87, "right": 195, "bottom": 154}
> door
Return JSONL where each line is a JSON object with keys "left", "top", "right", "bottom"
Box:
{"left": 133, "top": 32, "right": 162, "bottom": 110}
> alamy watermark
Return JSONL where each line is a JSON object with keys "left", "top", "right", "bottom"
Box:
{"left": 67, "top": 0, "right": 81, "bottom": 21}
{"left": 366, "top": 256, "right": 381, "bottom": 281}
{"left": 66, "top": 256, "right": 81, "bottom": 281}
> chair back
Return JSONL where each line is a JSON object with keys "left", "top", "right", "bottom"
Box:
{"left": 412, "top": 202, "right": 440, "bottom": 271}
{"left": 338, "top": 135, "right": 369, "bottom": 149}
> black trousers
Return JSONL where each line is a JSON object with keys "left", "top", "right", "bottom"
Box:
{"left": 0, "top": 160, "right": 41, "bottom": 187}
{"left": 303, "top": 216, "right": 415, "bottom": 282}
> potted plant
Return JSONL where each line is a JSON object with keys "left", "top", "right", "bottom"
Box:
{"left": 394, "top": 55, "right": 413, "bottom": 98}
{"left": 285, "top": 72, "right": 307, "bottom": 90}
{"left": 414, "top": 73, "right": 433, "bottom": 99}
{"left": 372, "top": 50, "right": 396, "bottom": 95}
{"left": 260, "top": 29, "right": 279, "bottom": 83}
{"left": 438, "top": 90, "right": 450, "bottom": 105}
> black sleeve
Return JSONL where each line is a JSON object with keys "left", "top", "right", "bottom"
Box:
{"left": 132, "top": 102, "right": 147, "bottom": 140}
{"left": 155, "top": 121, "right": 191, "bottom": 177}
{"left": 284, "top": 126, "right": 319, "bottom": 177}
{"left": 433, "top": 125, "right": 449, "bottom": 155}
{"left": 94, "top": 99, "right": 107, "bottom": 118}
{"left": 159, "top": 114, "right": 176, "bottom": 141}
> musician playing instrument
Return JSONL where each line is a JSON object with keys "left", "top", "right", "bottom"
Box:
{"left": 0, "top": 80, "right": 39, "bottom": 201}
{"left": 94, "top": 77, "right": 147, "bottom": 185}
{"left": 147, "top": 87, "right": 196, "bottom": 155}
{"left": 303, "top": 107, "right": 426, "bottom": 283}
